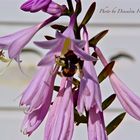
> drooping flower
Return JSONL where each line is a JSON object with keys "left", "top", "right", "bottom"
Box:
{"left": 21, "top": 0, "right": 67, "bottom": 16}
{"left": 20, "top": 0, "right": 52, "bottom": 12}
{"left": 20, "top": 65, "right": 56, "bottom": 111}
{"left": 110, "top": 73, "right": 140, "bottom": 120}
{"left": 21, "top": 65, "right": 58, "bottom": 135}
{"left": 0, "top": 16, "right": 57, "bottom": 61}
{"left": 95, "top": 47, "right": 140, "bottom": 120}
{"left": 0, "top": 25, "right": 39, "bottom": 61}
{"left": 77, "top": 27, "right": 102, "bottom": 114}
{"left": 77, "top": 27, "right": 107, "bottom": 140}
{"left": 44, "top": 77, "right": 74, "bottom": 140}
{"left": 88, "top": 106, "right": 108, "bottom": 140}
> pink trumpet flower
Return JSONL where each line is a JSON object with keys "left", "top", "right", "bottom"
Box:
{"left": 20, "top": 15, "right": 96, "bottom": 136}
{"left": 44, "top": 77, "right": 74, "bottom": 140}
{"left": 34, "top": 15, "right": 96, "bottom": 66}
{"left": 77, "top": 27, "right": 102, "bottom": 114}
{"left": 20, "top": 0, "right": 52, "bottom": 12}
{"left": 0, "top": 16, "right": 57, "bottom": 61}
{"left": 95, "top": 47, "right": 140, "bottom": 120}
{"left": 77, "top": 27, "right": 107, "bottom": 140}
{"left": 21, "top": 0, "right": 67, "bottom": 16}
{"left": 21, "top": 65, "right": 58, "bottom": 135}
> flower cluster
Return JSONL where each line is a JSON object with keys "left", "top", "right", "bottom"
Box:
{"left": 1, "top": 0, "right": 140, "bottom": 140}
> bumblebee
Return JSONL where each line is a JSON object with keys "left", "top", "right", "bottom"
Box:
{"left": 56, "top": 50, "right": 83, "bottom": 77}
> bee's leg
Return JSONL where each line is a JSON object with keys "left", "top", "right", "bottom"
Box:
{"left": 55, "top": 55, "right": 66, "bottom": 67}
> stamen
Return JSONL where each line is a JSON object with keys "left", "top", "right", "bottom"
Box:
{"left": 61, "top": 38, "right": 71, "bottom": 55}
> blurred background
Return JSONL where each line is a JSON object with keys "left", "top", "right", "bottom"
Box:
{"left": 0, "top": 0, "right": 140, "bottom": 139}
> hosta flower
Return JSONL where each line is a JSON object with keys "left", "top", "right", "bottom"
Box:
{"left": 34, "top": 32, "right": 95, "bottom": 66}
{"left": 0, "top": 16, "right": 57, "bottom": 61}
{"left": 21, "top": 65, "right": 58, "bottom": 135}
{"left": 20, "top": 65, "right": 57, "bottom": 111}
{"left": 77, "top": 57, "right": 102, "bottom": 113}
{"left": 34, "top": 15, "right": 96, "bottom": 67}
{"left": 0, "top": 25, "right": 39, "bottom": 61}
{"left": 110, "top": 73, "right": 140, "bottom": 120}
{"left": 77, "top": 27, "right": 107, "bottom": 140}
{"left": 77, "top": 27, "right": 102, "bottom": 114}
{"left": 95, "top": 47, "right": 140, "bottom": 120}
{"left": 20, "top": 15, "right": 96, "bottom": 136}
{"left": 44, "top": 77, "right": 74, "bottom": 140}
{"left": 88, "top": 106, "right": 108, "bottom": 140}
{"left": 20, "top": 0, "right": 52, "bottom": 12}
{"left": 21, "top": 0, "right": 67, "bottom": 16}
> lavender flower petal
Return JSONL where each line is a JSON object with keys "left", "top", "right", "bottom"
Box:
{"left": 72, "top": 43, "right": 97, "bottom": 61}
{"left": 88, "top": 106, "right": 108, "bottom": 140}
{"left": 77, "top": 27, "right": 102, "bottom": 115}
{"left": 0, "top": 17, "right": 56, "bottom": 61}
{"left": 77, "top": 60, "right": 102, "bottom": 114}
{"left": 21, "top": 0, "right": 51, "bottom": 12}
{"left": 34, "top": 38, "right": 61, "bottom": 49}
{"left": 62, "top": 14, "right": 76, "bottom": 39}
{"left": 0, "top": 25, "right": 38, "bottom": 59}
{"left": 95, "top": 46, "right": 140, "bottom": 121}
{"left": 110, "top": 73, "right": 140, "bottom": 120}
{"left": 35, "top": 37, "right": 95, "bottom": 66}
{"left": 20, "top": 66, "right": 51, "bottom": 106}
{"left": 44, "top": 78, "right": 74, "bottom": 140}
{"left": 21, "top": 93, "right": 52, "bottom": 136}
{"left": 22, "top": 65, "right": 58, "bottom": 111}
{"left": 20, "top": 65, "right": 58, "bottom": 135}
{"left": 42, "top": 1, "right": 67, "bottom": 16}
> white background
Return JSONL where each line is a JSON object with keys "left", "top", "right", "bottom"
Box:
{"left": 0, "top": 0, "right": 140, "bottom": 140}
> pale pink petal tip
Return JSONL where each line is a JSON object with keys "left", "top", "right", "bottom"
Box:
{"left": 110, "top": 73, "right": 140, "bottom": 120}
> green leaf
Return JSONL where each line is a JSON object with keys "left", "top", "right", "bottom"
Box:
{"left": 66, "top": 0, "right": 74, "bottom": 15}
{"left": 75, "top": 0, "right": 82, "bottom": 16}
{"left": 106, "top": 112, "right": 126, "bottom": 135}
{"left": 102, "top": 94, "right": 116, "bottom": 110}
{"left": 98, "top": 61, "right": 115, "bottom": 83}
{"left": 92, "top": 52, "right": 97, "bottom": 65}
{"left": 79, "top": 2, "right": 96, "bottom": 28}
{"left": 74, "top": 109, "right": 87, "bottom": 125}
{"left": 51, "top": 24, "right": 67, "bottom": 32}
{"left": 89, "top": 30, "right": 109, "bottom": 46}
